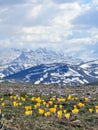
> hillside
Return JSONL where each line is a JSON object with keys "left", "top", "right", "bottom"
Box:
{"left": 0, "top": 48, "right": 98, "bottom": 85}
{"left": 0, "top": 82, "right": 98, "bottom": 130}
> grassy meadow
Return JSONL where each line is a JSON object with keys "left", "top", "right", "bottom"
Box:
{"left": 0, "top": 82, "right": 98, "bottom": 130}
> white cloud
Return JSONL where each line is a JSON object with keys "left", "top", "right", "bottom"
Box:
{"left": 0, "top": 39, "right": 11, "bottom": 47}
{"left": 93, "top": 0, "right": 98, "bottom": 4}
{"left": 28, "top": 5, "right": 42, "bottom": 18}
{"left": 0, "top": 0, "right": 98, "bottom": 60}
{"left": 18, "top": 25, "right": 72, "bottom": 44}
{"left": 51, "top": 2, "right": 81, "bottom": 27}
{"left": 67, "top": 37, "right": 95, "bottom": 45}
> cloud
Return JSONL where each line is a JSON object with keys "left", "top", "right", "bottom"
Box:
{"left": 72, "top": 7, "right": 98, "bottom": 28}
{"left": 52, "top": 0, "right": 92, "bottom": 4}
{"left": 0, "top": 1, "right": 60, "bottom": 27}
{"left": 51, "top": 2, "right": 81, "bottom": 27}
{"left": 0, "top": 0, "right": 98, "bottom": 60}
{"left": 53, "top": 0, "right": 78, "bottom": 4}
{"left": 0, "top": 0, "right": 27, "bottom": 6}
{"left": 93, "top": 0, "right": 98, "bottom": 4}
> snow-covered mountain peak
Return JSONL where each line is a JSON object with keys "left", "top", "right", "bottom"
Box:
{"left": 0, "top": 47, "right": 98, "bottom": 85}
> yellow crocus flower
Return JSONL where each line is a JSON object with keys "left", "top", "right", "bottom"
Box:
{"left": 38, "top": 108, "right": 44, "bottom": 115}
{"left": 19, "top": 102, "right": 22, "bottom": 106}
{"left": 49, "top": 108, "right": 56, "bottom": 113}
{"left": 44, "top": 111, "right": 51, "bottom": 117}
{"left": 1, "top": 98, "right": 4, "bottom": 101}
{"left": 46, "top": 104, "right": 49, "bottom": 108}
{"left": 18, "top": 97, "right": 21, "bottom": 100}
{"left": 21, "top": 97, "right": 26, "bottom": 101}
{"left": 72, "top": 108, "right": 79, "bottom": 114}
{"left": 13, "top": 101, "right": 18, "bottom": 107}
{"left": 31, "top": 97, "right": 35, "bottom": 101}
{"left": 43, "top": 102, "right": 46, "bottom": 105}
{"left": 67, "top": 95, "right": 72, "bottom": 100}
{"left": 54, "top": 105, "right": 57, "bottom": 108}
{"left": 13, "top": 96, "right": 17, "bottom": 100}
{"left": 0, "top": 109, "right": 2, "bottom": 114}
{"left": 1, "top": 102, "right": 5, "bottom": 106}
{"left": 75, "top": 97, "right": 78, "bottom": 100}
{"left": 57, "top": 98, "right": 66, "bottom": 102}
{"left": 59, "top": 105, "right": 63, "bottom": 109}
{"left": 95, "top": 106, "right": 98, "bottom": 109}
{"left": 48, "top": 101, "right": 53, "bottom": 105}
{"left": 35, "top": 97, "right": 41, "bottom": 103}
{"left": 96, "top": 109, "right": 98, "bottom": 113}
{"left": 36, "top": 103, "right": 40, "bottom": 107}
{"left": 63, "top": 109, "right": 67, "bottom": 113}
{"left": 57, "top": 110, "right": 62, "bottom": 118}
{"left": 89, "top": 108, "right": 93, "bottom": 113}
{"left": 10, "top": 96, "right": 13, "bottom": 99}
{"left": 78, "top": 102, "right": 85, "bottom": 107}
{"left": 65, "top": 113, "right": 70, "bottom": 119}
{"left": 25, "top": 110, "right": 33, "bottom": 115}
{"left": 50, "top": 97, "right": 55, "bottom": 101}
{"left": 84, "top": 97, "right": 89, "bottom": 101}
{"left": 25, "top": 106, "right": 32, "bottom": 111}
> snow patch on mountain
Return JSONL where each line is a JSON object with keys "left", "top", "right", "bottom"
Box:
{"left": 0, "top": 48, "right": 84, "bottom": 79}
{"left": 1, "top": 48, "right": 98, "bottom": 85}
{"left": 80, "top": 60, "right": 98, "bottom": 78}
{"left": 3, "top": 63, "right": 98, "bottom": 85}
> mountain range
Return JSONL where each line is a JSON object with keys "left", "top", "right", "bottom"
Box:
{"left": 0, "top": 48, "right": 98, "bottom": 85}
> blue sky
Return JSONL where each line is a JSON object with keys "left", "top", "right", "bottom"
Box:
{"left": 0, "top": 0, "right": 98, "bottom": 60}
